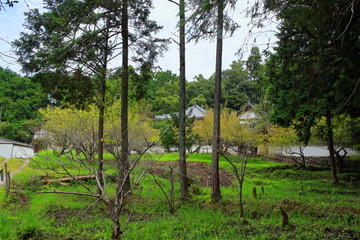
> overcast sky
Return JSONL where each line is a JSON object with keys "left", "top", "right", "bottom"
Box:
{"left": 0, "top": 0, "right": 277, "bottom": 81}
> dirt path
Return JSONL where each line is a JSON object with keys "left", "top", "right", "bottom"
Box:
{"left": 0, "top": 158, "right": 30, "bottom": 187}
{"left": 0, "top": 158, "right": 11, "bottom": 166}
{"left": 148, "top": 161, "right": 234, "bottom": 187}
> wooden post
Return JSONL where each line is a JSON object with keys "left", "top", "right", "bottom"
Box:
{"left": 6, "top": 171, "right": 10, "bottom": 197}
{"left": 5, "top": 163, "right": 10, "bottom": 197}
{"left": 4, "top": 163, "right": 7, "bottom": 180}
{"left": 261, "top": 186, "right": 264, "bottom": 194}
{"left": 252, "top": 187, "right": 257, "bottom": 199}
{"left": 280, "top": 206, "right": 289, "bottom": 228}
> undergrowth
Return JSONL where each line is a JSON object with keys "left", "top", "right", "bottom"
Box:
{"left": 0, "top": 152, "right": 359, "bottom": 239}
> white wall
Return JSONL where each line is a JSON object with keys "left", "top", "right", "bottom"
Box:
{"left": 0, "top": 144, "right": 13, "bottom": 158}
{"left": 270, "top": 145, "right": 359, "bottom": 157}
{"left": 12, "top": 145, "right": 34, "bottom": 158}
{"left": 239, "top": 111, "right": 257, "bottom": 120}
{"left": 0, "top": 144, "right": 34, "bottom": 158}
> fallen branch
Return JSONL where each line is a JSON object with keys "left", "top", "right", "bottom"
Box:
{"left": 39, "top": 175, "right": 96, "bottom": 183}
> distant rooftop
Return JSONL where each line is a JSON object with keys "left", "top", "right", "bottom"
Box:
{"left": 185, "top": 104, "right": 207, "bottom": 119}
{"left": 236, "top": 101, "right": 255, "bottom": 115}
{"left": 155, "top": 104, "right": 207, "bottom": 120}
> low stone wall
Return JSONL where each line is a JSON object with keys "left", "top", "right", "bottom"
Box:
{"left": 270, "top": 155, "right": 360, "bottom": 171}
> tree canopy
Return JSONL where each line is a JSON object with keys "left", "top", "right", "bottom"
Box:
{"left": 0, "top": 67, "right": 48, "bottom": 142}
{"left": 265, "top": 0, "right": 360, "bottom": 141}
{"left": 264, "top": 0, "right": 360, "bottom": 183}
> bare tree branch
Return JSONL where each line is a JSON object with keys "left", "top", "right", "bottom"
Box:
{"left": 167, "top": 0, "right": 179, "bottom": 6}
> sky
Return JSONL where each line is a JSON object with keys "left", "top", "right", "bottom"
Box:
{"left": 0, "top": 0, "right": 278, "bottom": 81}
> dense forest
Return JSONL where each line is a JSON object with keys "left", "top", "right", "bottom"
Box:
{"left": 0, "top": 67, "right": 48, "bottom": 142}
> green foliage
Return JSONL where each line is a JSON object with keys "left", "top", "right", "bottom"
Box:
{"left": 265, "top": 0, "right": 360, "bottom": 144}
{"left": 187, "top": 61, "right": 259, "bottom": 112}
{"left": 147, "top": 70, "right": 180, "bottom": 115}
{"left": 189, "top": 93, "right": 207, "bottom": 106}
{"left": 246, "top": 46, "right": 265, "bottom": 103}
{"left": 222, "top": 60, "right": 256, "bottom": 110}
{"left": 107, "top": 64, "right": 154, "bottom": 104}
{"left": 14, "top": 0, "right": 167, "bottom": 109}
{"left": 124, "top": 205, "right": 235, "bottom": 239}
{"left": 193, "top": 108, "right": 261, "bottom": 147}
{"left": 187, "top": 74, "right": 214, "bottom": 108}
{"left": 0, "top": 67, "right": 48, "bottom": 142}
{"left": 38, "top": 103, "right": 158, "bottom": 157}
{"left": 311, "top": 116, "right": 360, "bottom": 150}
{"left": 153, "top": 119, "right": 177, "bottom": 152}
{"left": 153, "top": 114, "right": 197, "bottom": 153}
{"left": 124, "top": 58, "right": 265, "bottom": 115}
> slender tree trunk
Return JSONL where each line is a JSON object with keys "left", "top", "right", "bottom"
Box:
{"left": 239, "top": 157, "right": 247, "bottom": 218}
{"left": 179, "top": 0, "right": 189, "bottom": 200}
{"left": 239, "top": 179, "right": 244, "bottom": 217}
{"left": 326, "top": 111, "right": 339, "bottom": 184}
{"left": 111, "top": 2, "right": 130, "bottom": 238}
{"left": 120, "top": 0, "right": 131, "bottom": 193}
{"left": 97, "top": 15, "right": 110, "bottom": 195}
{"left": 211, "top": 0, "right": 224, "bottom": 202}
{"left": 111, "top": 210, "right": 121, "bottom": 240}
{"left": 97, "top": 96, "right": 105, "bottom": 196}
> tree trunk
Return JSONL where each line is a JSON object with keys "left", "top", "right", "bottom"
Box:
{"left": 97, "top": 104, "right": 104, "bottom": 195}
{"left": 280, "top": 206, "right": 289, "bottom": 228}
{"left": 120, "top": 0, "right": 131, "bottom": 192}
{"left": 335, "top": 148, "right": 346, "bottom": 173}
{"left": 179, "top": 0, "right": 189, "bottom": 201}
{"left": 326, "top": 111, "right": 339, "bottom": 184}
{"left": 239, "top": 180, "right": 244, "bottom": 218}
{"left": 97, "top": 12, "right": 112, "bottom": 196}
{"left": 211, "top": 0, "right": 224, "bottom": 203}
{"left": 97, "top": 71, "right": 106, "bottom": 196}
{"left": 111, "top": 206, "right": 122, "bottom": 240}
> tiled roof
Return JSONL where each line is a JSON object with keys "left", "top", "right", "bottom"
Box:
{"left": 236, "top": 101, "right": 255, "bottom": 115}
{"left": 155, "top": 104, "right": 207, "bottom": 119}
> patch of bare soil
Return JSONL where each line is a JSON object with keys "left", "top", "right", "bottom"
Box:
{"left": 47, "top": 204, "right": 109, "bottom": 227}
{"left": 5, "top": 187, "right": 30, "bottom": 206}
{"left": 148, "top": 161, "right": 234, "bottom": 187}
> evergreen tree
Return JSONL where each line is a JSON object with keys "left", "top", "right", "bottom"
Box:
{"left": 222, "top": 60, "right": 256, "bottom": 110}
{"left": 246, "top": 46, "right": 264, "bottom": 103}
{"left": 14, "top": 0, "right": 167, "bottom": 238}
{"left": 178, "top": 0, "right": 189, "bottom": 200}
{"left": 265, "top": 0, "right": 360, "bottom": 184}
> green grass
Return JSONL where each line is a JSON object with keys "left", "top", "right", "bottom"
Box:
{"left": 5, "top": 158, "right": 27, "bottom": 172}
{"left": 0, "top": 151, "right": 359, "bottom": 239}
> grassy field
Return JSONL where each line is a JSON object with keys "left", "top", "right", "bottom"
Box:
{"left": 0, "top": 152, "right": 359, "bottom": 239}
